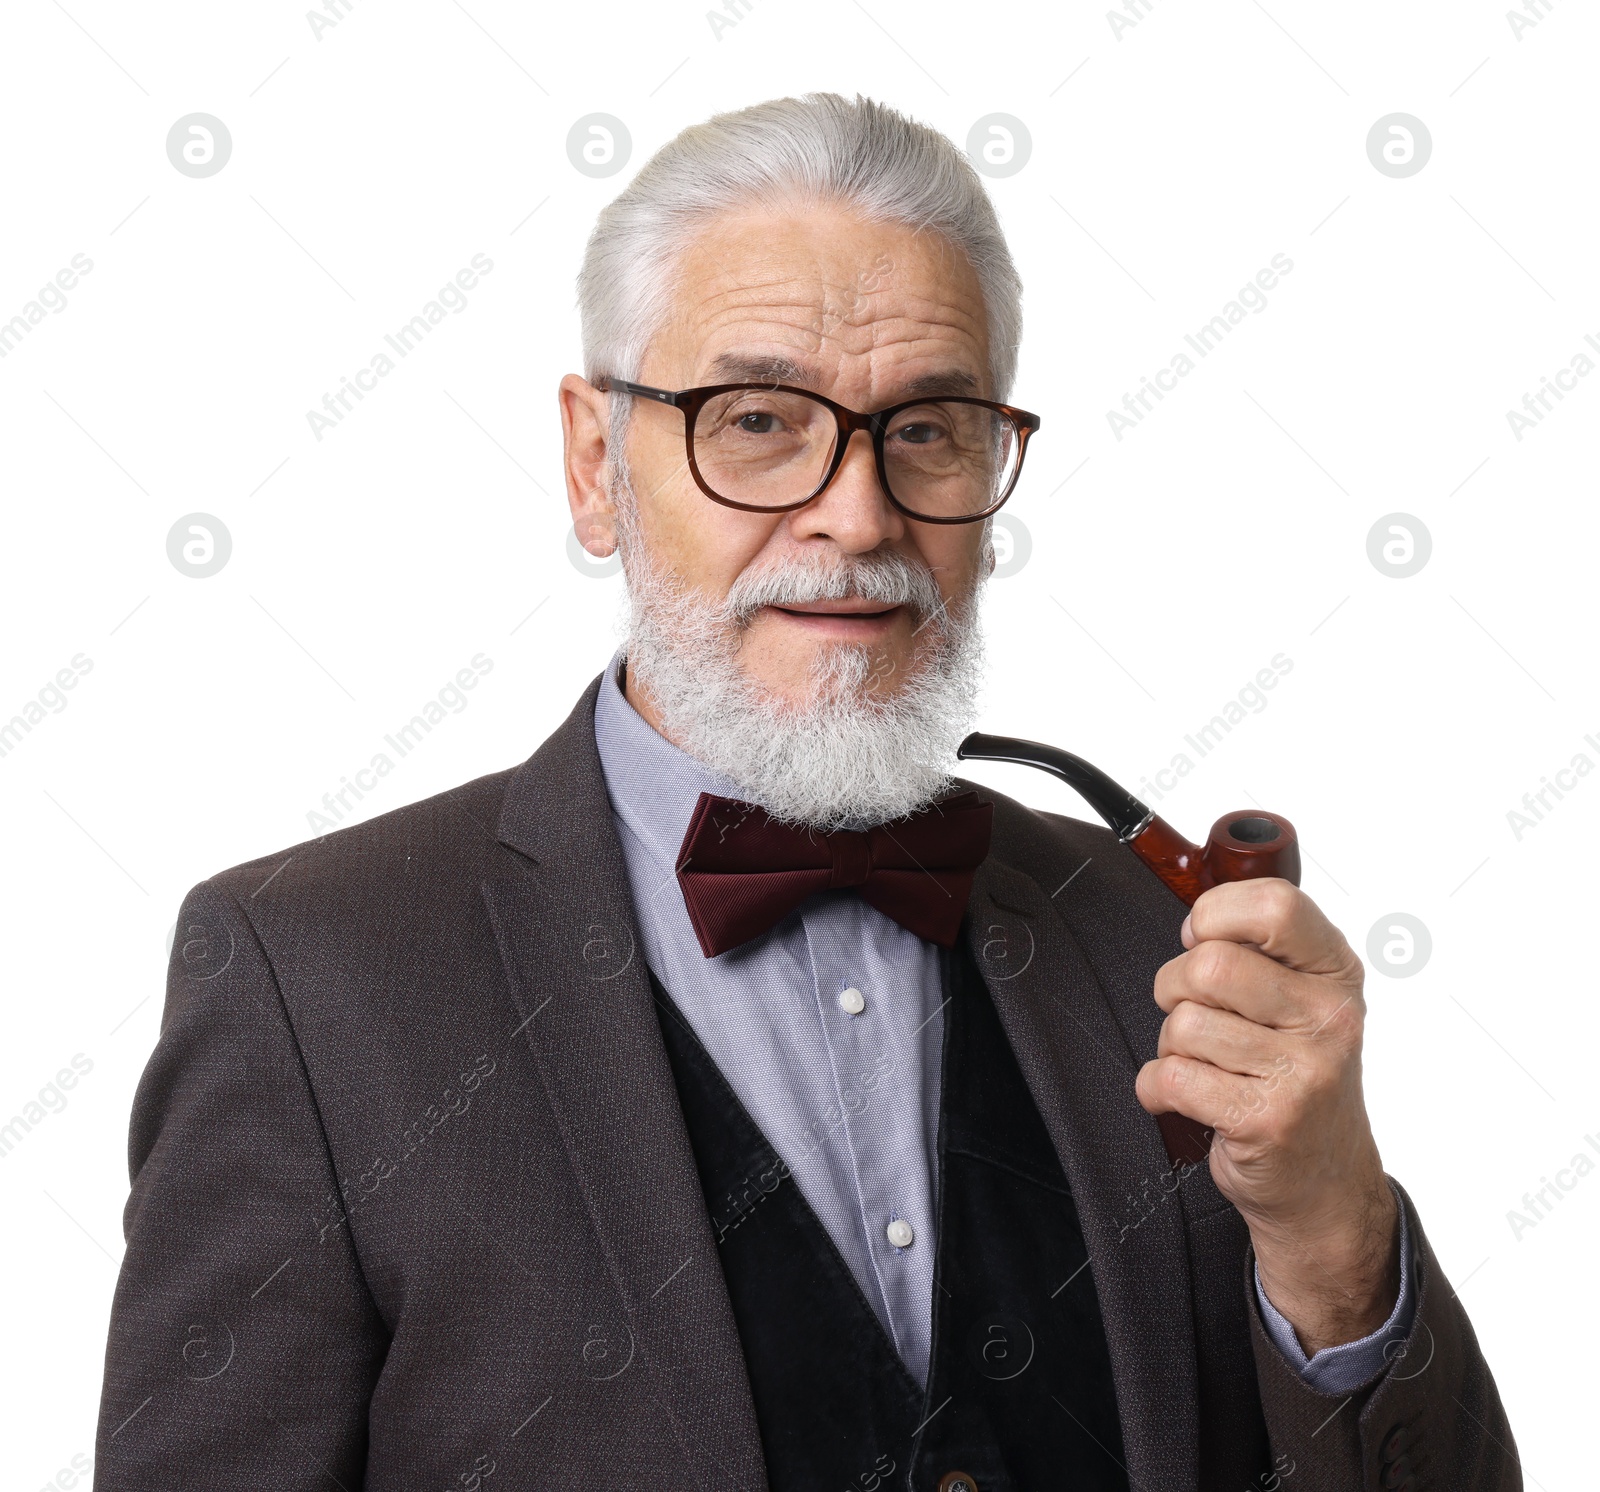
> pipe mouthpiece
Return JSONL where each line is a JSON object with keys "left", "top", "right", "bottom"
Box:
{"left": 957, "top": 731, "right": 1151, "bottom": 841}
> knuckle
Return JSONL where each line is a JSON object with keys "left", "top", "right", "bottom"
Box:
{"left": 1160, "top": 1058, "right": 1191, "bottom": 1101}
{"left": 1190, "top": 883, "right": 1224, "bottom": 920}
{"left": 1312, "top": 996, "right": 1363, "bottom": 1048}
{"left": 1249, "top": 876, "right": 1300, "bottom": 928}
{"left": 1167, "top": 999, "right": 1208, "bottom": 1046}
{"left": 1188, "top": 940, "right": 1235, "bottom": 994}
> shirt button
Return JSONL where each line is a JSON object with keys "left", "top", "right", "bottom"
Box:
{"left": 837, "top": 986, "right": 866, "bottom": 1016}
{"left": 938, "top": 1474, "right": 978, "bottom": 1492}
{"left": 886, "top": 1218, "right": 914, "bottom": 1248}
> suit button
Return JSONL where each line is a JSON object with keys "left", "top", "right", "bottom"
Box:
{"left": 1382, "top": 1456, "right": 1412, "bottom": 1488}
{"left": 937, "top": 1475, "right": 977, "bottom": 1492}
{"left": 1380, "top": 1423, "right": 1408, "bottom": 1461}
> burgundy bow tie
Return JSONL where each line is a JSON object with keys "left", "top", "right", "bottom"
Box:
{"left": 674, "top": 790, "right": 994, "bottom": 958}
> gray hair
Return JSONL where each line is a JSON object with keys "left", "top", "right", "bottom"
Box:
{"left": 576, "top": 92, "right": 1023, "bottom": 453}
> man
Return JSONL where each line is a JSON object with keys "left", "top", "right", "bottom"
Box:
{"left": 97, "top": 93, "right": 1516, "bottom": 1490}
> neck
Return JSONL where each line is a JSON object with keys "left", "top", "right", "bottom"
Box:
{"left": 619, "top": 655, "right": 674, "bottom": 742}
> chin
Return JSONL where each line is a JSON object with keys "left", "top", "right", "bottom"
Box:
{"left": 745, "top": 640, "right": 911, "bottom": 714}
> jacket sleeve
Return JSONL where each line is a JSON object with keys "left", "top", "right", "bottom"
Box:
{"left": 94, "top": 878, "right": 387, "bottom": 1488}
{"left": 1249, "top": 1178, "right": 1522, "bottom": 1492}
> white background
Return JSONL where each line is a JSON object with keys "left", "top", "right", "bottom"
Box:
{"left": 1, "top": 0, "right": 1593, "bottom": 1485}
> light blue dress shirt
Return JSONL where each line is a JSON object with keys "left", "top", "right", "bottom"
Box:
{"left": 591, "top": 651, "right": 1413, "bottom": 1392}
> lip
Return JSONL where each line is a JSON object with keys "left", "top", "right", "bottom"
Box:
{"left": 765, "top": 601, "right": 903, "bottom": 633}
{"left": 774, "top": 599, "right": 898, "bottom": 616}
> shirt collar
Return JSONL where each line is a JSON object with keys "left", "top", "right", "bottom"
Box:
{"left": 592, "top": 649, "right": 747, "bottom": 879}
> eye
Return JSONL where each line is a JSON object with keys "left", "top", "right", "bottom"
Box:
{"left": 736, "top": 410, "right": 779, "bottom": 434}
{"left": 895, "top": 420, "right": 943, "bottom": 445}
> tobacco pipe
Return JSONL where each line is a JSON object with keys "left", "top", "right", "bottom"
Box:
{"left": 956, "top": 731, "right": 1301, "bottom": 1167}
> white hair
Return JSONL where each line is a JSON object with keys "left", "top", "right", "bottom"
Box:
{"left": 611, "top": 458, "right": 989, "bottom": 831}
{"left": 582, "top": 92, "right": 1011, "bottom": 829}
{"left": 576, "top": 91, "right": 1023, "bottom": 448}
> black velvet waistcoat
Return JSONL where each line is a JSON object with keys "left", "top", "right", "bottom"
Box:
{"left": 649, "top": 930, "right": 1130, "bottom": 1492}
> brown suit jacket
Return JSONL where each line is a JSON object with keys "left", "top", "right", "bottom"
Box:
{"left": 95, "top": 675, "right": 1519, "bottom": 1490}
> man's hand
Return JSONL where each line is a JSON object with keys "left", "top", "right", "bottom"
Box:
{"left": 1133, "top": 878, "right": 1401, "bottom": 1356}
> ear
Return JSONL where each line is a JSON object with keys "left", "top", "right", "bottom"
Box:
{"left": 559, "top": 373, "right": 617, "bottom": 557}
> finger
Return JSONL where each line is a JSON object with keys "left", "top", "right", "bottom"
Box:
{"left": 1180, "top": 910, "right": 1263, "bottom": 957}
{"left": 1156, "top": 998, "right": 1289, "bottom": 1079}
{"left": 1135, "top": 1055, "right": 1264, "bottom": 1138}
{"left": 1187, "top": 879, "right": 1358, "bottom": 979}
{"left": 1153, "top": 938, "right": 1308, "bottom": 1028}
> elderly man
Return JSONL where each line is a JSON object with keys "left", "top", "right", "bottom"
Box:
{"left": 97, "top": 94, "right": 1515, "bottom": 1491}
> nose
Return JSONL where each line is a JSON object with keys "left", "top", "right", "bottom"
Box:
{"left": 786, "top": 427, "right": 905, "bottom": 553}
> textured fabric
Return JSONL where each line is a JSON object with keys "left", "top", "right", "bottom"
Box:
{"left": 650, "top": 970, "right": 926, "bottom": 1488}
{"left": 651, "top": 936, "right": 1131, "bottom": 1492}
{"left": 912, "top": 934, "right": 1129, "bottom": 1489}
{"left": 93, "top": 670, "right": 1521, "bottom": 1491}
{"left": 593, "top": 651, "right": 948, "bottom": 1384}
{"left": 675, "top": 787, "right": 993, "bottom": 956}
{"left": 1244, "top": 1177, "right": 1513, "bottom": 1492}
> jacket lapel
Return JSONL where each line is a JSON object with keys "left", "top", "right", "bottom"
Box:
{"left": 482, "top": 678, "right": 767, "bottom": 1492}
{"left": 477, "top": 675, "right": 1201, "bottom": 1488}
{"left": 964, "top": 849, "right": 1202, "bottom": 1491}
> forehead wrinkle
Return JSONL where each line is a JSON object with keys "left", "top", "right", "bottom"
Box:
{"left": 694, "top": 295, "right": 985, "bottom": 357}
{"left": 691, "top": 265, "right": 835, "bottom": 313}
{"left": 670, "top": 204, "right": 984, "bottom": 320}
{"left": 693, "top": 318, "right": 987, "bottom": 403}
{"left": 664, "top": 238, "right": 990, "bottom": 395}
{"left": 694, "top": 272, "right": 984, "bottom": 336}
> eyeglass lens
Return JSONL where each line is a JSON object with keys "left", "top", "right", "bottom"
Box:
{"left": 691, "top": 388, "right": 1019, "bottom": 518}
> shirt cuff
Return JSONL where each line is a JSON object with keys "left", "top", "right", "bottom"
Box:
{"left": 1251, "top": 1183, "right": 1416, "bottom": 1395}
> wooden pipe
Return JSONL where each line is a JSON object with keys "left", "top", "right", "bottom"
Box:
{"left": 956, "top": 731, "right": 1301, "bottom": 1167}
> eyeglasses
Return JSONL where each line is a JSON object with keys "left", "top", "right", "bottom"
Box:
{"left": 597, "top": 377, "right": 1041, "bottom": 525}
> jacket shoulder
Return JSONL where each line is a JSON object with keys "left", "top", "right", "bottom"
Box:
{"left": 972, "top": 778, "right": 1187, "bottom": 922}
{"left": 198, "top": 761, "right": 523, "bottom": 917}
{"left": 971, "top": 778, "right": 1189, "bottom": 993}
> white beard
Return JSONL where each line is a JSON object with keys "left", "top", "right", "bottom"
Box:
{"left": 610, "top": 460, "right": 991, "bottom": 832}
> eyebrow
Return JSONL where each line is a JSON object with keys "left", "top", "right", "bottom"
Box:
{"left": 897, "top": 368, "right": 981, "bottom": 398}
{"left": 702, "top": 352, "right": 982, "bottom": 401}
{"left": 705, "top": 352, "right": 809, "bottom": 386}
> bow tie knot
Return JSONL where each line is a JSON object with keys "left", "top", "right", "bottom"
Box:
{"left": 827, "top": 829, "right": 873, "bottom": 889}
{"left": 675, "top": 789, "right": 994, "bottom": 958}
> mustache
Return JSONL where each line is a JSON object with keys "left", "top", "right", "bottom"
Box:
{"left": 721, "top": 549, "right": 949, "bottom": 630}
